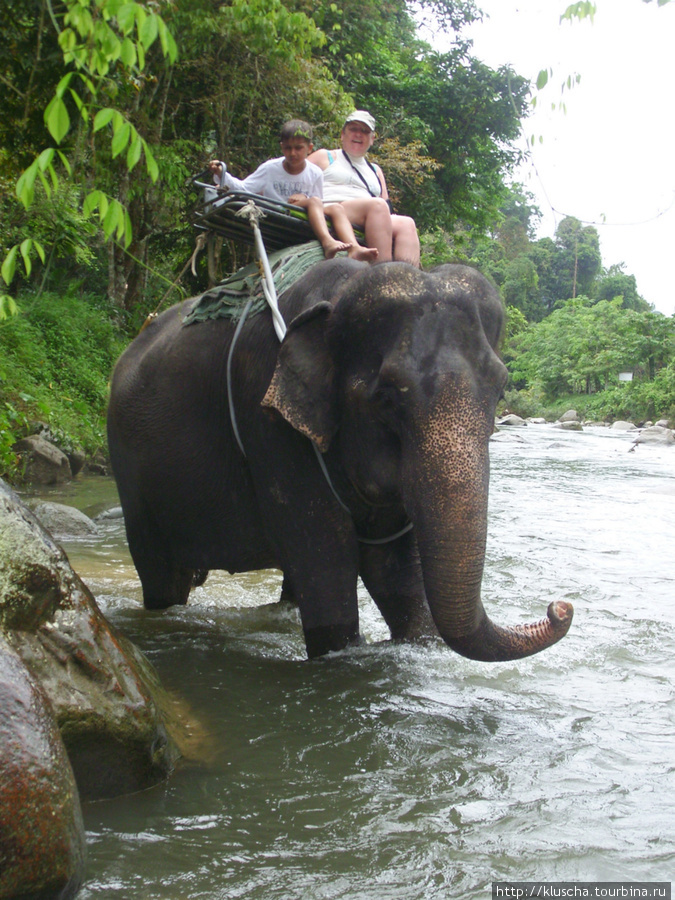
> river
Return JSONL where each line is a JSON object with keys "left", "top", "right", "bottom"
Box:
{"left": 30, "top": 423, "right": 675, "bottom": 898}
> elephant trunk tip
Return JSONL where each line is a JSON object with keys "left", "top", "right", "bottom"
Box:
{"left": 442, "top": 599, "right": 574, "bottom": 663}
{"left": 548, "top": 599, "right": 574, "bottom": 633}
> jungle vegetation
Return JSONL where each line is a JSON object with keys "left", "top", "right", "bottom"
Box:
{"left": 0, "top": 0, "right": 673, "bottom": 479}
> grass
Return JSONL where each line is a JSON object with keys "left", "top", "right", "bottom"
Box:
{"left": 0, "top": 286, "right": 129, "bottom": 481}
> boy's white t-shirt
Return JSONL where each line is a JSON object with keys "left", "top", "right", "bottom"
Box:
{"left": 215, "top": 157, "right": 324, "bottom": 203}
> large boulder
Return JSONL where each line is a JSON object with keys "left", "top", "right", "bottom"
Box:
{"left": 633, "top": 425, "right": 675, "bottom": 445}
{"left": 496, "top": 413, "right": 526, "bottom": 427}
{"left": 0, "top": 478, "right": 179, "bottom": 801}
{"left": 557, "top": 409, "right": 579, "bottom": 423}
{"left": 12, "top": 435, "right": 73, "bottom": 485}
{"left": 31, "top": 501, "right": 101, "bottom": 540}
{"left": 0, "top": 636, "right": 86, "bottom": 900}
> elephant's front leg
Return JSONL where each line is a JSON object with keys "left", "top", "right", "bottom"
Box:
{"left": 279, "top": 524, "right": 361, "bottom": 658}
{"left": 249, "top": 450, "right": 362, "bottom": 658}
{"left": 358, "top": 530, "right": 438, "bottom": 642}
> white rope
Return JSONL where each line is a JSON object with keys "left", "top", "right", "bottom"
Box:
{"left": 235, "top": 200, "right": 287, "bottom": 341}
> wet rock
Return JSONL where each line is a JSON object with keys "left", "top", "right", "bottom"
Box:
{"left": 0, "top": 478, "right": 179, "bottom": 800}
{"left": 611, "top": 420, "right": 638, "bottom": 432}
{"left": 31, "top": 501, "right": 101, "bottom": 539}
{"left": 655, "top": 419, "right": 671, "bottom": 429}
{"left": 633, "top": 425, "right": 675, "bottom": 445}
{"left": 66, "top": 447, "right": 86, "bottom": 477}
{"left": 86, "top": 462, "right": 108, "bottom": 476}
{"left": 553, "top": 421, "right": 583, "bottom": 431}
{"left": 558, "top": 409, "right": 579, "bottom": 423}
{"left": 94, "top": 506, "right": 124, "bottom": 521}
{"left": 497, "top": 414, "right": 526, "bottom": 427}
{"left": 490, "top": 430, "right": 527, "bottom": 443}
{"left": 12, "top": 435, "right": 72, "bottom": 485}
{"left": 527, "top": 417, "right": 547, "bottom": 424}
{"left": 0, "top": 637, "right": 85, "bottom": 900}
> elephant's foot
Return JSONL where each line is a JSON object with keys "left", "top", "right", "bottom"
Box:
{"left": 138, "top": 562, "right": 195, "bottom": 610}
{"left": 303, "top": 620, "right": 360, "bottom": 659}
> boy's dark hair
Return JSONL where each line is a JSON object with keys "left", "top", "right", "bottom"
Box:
{"left": 280, "top": 119, "right": 313, "bottom": 143}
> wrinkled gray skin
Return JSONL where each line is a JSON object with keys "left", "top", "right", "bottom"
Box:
{"left": 108, "top": 260, "right": 572, "bottom": 660}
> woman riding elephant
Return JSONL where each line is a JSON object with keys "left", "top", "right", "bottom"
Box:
{"left": 308, "top": 111, "right": 421, "bottom": 266}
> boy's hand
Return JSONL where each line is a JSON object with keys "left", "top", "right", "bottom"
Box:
{"left": 288, "top": 193, "right": 309, "bottom": 207}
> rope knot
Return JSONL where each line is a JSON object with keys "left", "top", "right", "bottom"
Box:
{"left": 234, "top": 199, "right": 267, "bottom": 228}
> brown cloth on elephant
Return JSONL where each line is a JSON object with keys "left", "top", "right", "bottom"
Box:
{"left": 182, "top": 241, "right": 327, "bottom": 326}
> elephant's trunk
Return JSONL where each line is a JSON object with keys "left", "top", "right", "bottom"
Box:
{"left": 402, "top": 382, "right": 573, "bottom": 662}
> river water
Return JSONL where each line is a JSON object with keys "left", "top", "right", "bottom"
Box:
{"left": 33, "top": 424, "right": 675, "bottom": 898}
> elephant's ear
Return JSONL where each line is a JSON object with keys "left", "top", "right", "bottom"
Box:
{"left": 262, "top": 302, "right": 338, "bottom": 451}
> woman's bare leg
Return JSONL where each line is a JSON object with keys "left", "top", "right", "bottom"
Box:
{"left": 391, "top": 215, "right": 420, "bottom": 266}
{"left": 325, "top": 204, "right": 379, "bottom": 263}
{"left": 337, "top": 197, "right": 393, "bottom": 262}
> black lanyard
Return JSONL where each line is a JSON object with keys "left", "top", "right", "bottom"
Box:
{"left": 343, "top": 151, "right": 381, "bottom": 197}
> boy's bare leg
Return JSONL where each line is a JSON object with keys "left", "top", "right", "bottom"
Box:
{"left": 296, "top": 196, "right": 352, "bottom": 259}
{"left": 325, "top": 204, "right": 379, "bottom": 263}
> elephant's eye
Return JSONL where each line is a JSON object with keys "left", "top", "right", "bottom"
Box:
{"left": 371, "top": 382, "right": 401, "bottom": 415}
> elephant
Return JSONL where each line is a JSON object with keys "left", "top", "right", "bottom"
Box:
{"left": 107, "top": 259, "right": 573, "bottom": 661}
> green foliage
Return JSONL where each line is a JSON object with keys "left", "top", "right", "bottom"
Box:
{"left": 594, "top": 263, "right": 648, "bottom": 311}
{"left": 0, "top": 287, "right": 127, "bottom": 479}
{"left": 1, "top": 0, "right": 177, "bottom": 308}
{"left": 504, "top": 296, "right": 675, "bottom": 421}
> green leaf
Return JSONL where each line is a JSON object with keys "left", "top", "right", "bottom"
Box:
{"left": 111, "top": 121, "right": 131, "bottom": 157}
{"left": 58, "top": 28, "right": 77, "bottom": 53}
{"left": 37, "top": 148, "right": 55, "bottom": 171}
{"left": 69, "top": 88, "right": 84, "bottom": 113}
{"left": 0, "top": 295, "right": 19, "bottom": 320}
{"left": 33, "top": 240, "right": 46, "bottom": 264}
{"left": 93, "top": 108, "right": 115, "bottom": 132}
{"left": 2, "top": 246, "right": 19, "bottom": 285}
{"left": 142, "top": 140, "right": 159, "bottom": 181}
{"left": 117, "top": 2, "right": 137, "bottom": 34}
{"left": 102, "top": 201, "right": 123, "bottom": 240}
{"left": 44, "top": 96, "right": 70, "bottom": 144}
{"left": 55, "top": 72, "right": 75, "bottom": 97}
{"left": 139, "top": 14, "right": 158, "bottom": 50}
{"left": 166, "top": 30, "right": 178, "bottom": 63}
{"left": 37, "top": 168, "right": 53, "bottom": 198}
{"left": 126, "top": 134, "right": 142, "bottom": 170}
{"left": 19, "top": 240, "right": 34, "bottom": 277}
{"left": 16, "top": 161, "right": 38, "bottom": 208}
{"left": 536, "top": 69, "right": 549, "bottom": 90}
{"left": 83, "top": 189, "right": 109, "bottom": 220}
{"left": 57, "top": 151, "right": 72, "bottom": 176}
{"left": 120, "top": 36, "right": 137, "bottom": 67}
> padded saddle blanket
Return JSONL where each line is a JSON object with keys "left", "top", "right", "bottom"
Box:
{"left": 182, "top": 240, "right": 327, "bottom": 326}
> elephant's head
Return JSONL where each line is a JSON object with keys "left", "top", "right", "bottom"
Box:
{"left": 262, "top": 262, "right": 572, "bottom": 661}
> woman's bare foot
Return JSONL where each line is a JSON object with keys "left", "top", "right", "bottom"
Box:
{"left": 321, "top": 237, "right": 352, "bottom": 259}
{"left": 349, "top": 245, "right": 379, "bottom": 263}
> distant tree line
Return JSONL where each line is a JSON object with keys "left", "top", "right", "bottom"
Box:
{"left": 444, "top": 189, "right": 674, "bottom": 423}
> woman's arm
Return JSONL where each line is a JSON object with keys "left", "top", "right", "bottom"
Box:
{"left": 375, "top": 164, "right": 389, "bottom": 201}
{"left": 307, "top": 148, "right": 332, "bottom": 171}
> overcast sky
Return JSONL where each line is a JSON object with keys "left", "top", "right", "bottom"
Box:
{"left": 426, "top": 0, "right": 675, "bottom": 316}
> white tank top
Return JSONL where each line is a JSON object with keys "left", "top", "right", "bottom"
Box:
{"left": 322, "top": 149, "right": 382, "bottom": 202}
